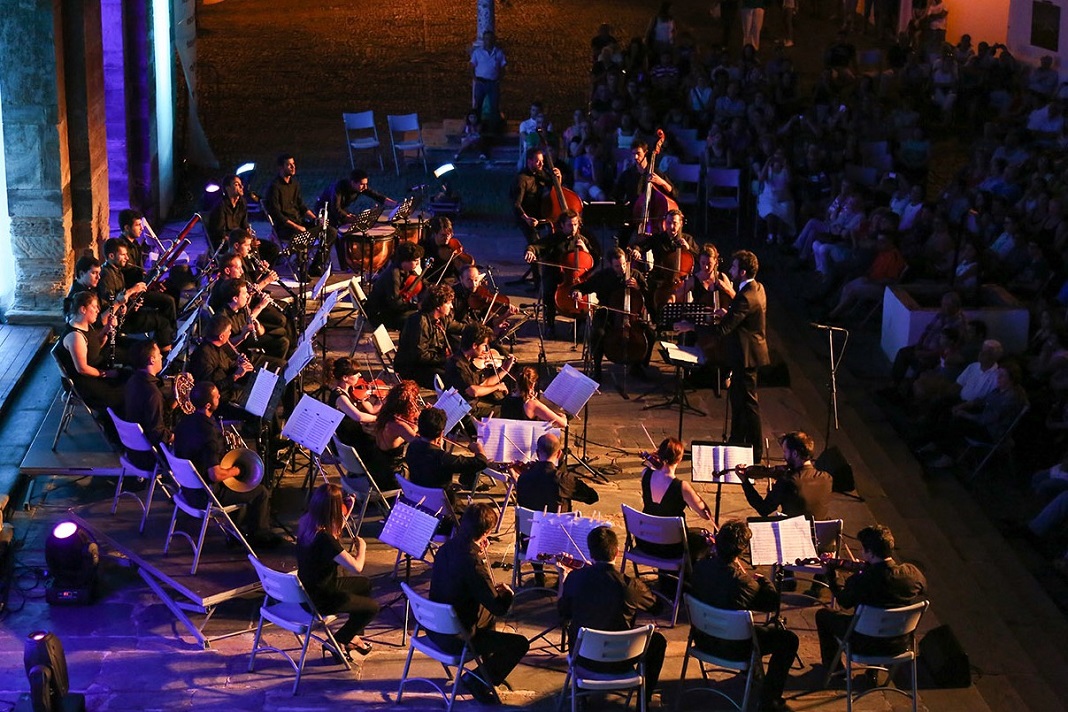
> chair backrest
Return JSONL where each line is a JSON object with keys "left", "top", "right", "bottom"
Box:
{"left": 433, "top": 374, "right": 445, "bottom": 397}
{"left": 398, "top": 478, "right": 452, "bottom": 519}
{"left": 343, "top": 110, "right": 376, "bottom": 132}
{"left": 107, "top": 407, "right": 154, "bottom": 454}
{"left": 852, "top": 601, "right": 929, "bottom": 640}
{"left": 621, "top": 504, "right": 685, "bottom": 547}
{"left": 706, "top": 168, "right": 741, "bottom": 192}
{"left": 161, "top": 444, "right": 209, "bottom": 491}
{"left": 401, "top": 582, "right": 465, "bottom": 636}
{"left": 572, "top": 625, "right": 654, "bottom": 665}
{"left": 681, "top": 139, "right": 707, "bottom": 164}
{"left": 813, "top": 519, "right": 843, "bottom": 556}
{"left": 670, "top": 163, "right": 703, "bottom": 184}
{"left": 50, "top": 340, "right": 76, "bottom": 386}
{"left": 671, "top": 127, "right": 699, "bottom": 145}
{"left": 685, "top": 594, "right": 755, "bottom": 643}
{"left": 248, "top": 554, "right": 309, "bottom": 605}
{"left": 372, "top": 324, "right": 396, "bottom": 357}
{"left": 331, "top": 435, "right": 370, "bottom": 478}
{"left": 388, "top": 113, "right": 421, "bottom": 134}
{"left": 515, "top": 506, "right": 536, "bottom": 538}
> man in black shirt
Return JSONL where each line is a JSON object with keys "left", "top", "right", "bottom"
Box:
{"left": 123, "top": 340, "right": 172, "bottom": 471}
{"left": 116, "top": 208, "right": 148, "bottom": 285}
{"left": 816, "top": 524, "right": 927, "bottom": 672}
{"left": 523, "top": 210, "right": 599, "bottom": 333}
{"left": 510, "top": 149, "right": 561, "bottom": 289}
{"left": 206, "top": 175, "right": 251, "bottom": 254}
{"left": 172, "top": 382, "right": 281, "bottom": 548}
{"left": 405, "top": 407, "right": 488, "bottom": 494}
{"left": 444, "top": 323, "right": 516, "bottom": 420}
{"left": 265, "top": 153, "right": 316, "bottom": 242}
{"left": 690, "top": 521, "right": 799, "bottom": 712}
{"left": 189, "top": 315, "right": 254, "bottom": 404}
{"left": 734, "top": 431, "right": 833, "bottom": 520}
{"left": 515, "top": 433, "right": 598, "bottom": 513}
{"left": 429, "top": 503, "right": 529, "bottom": 698}
{"left": 613, "top": 139, "right": 676, "bottom": 246}
{"left": 317, "top": 169, "right": 395, "bottom": 273}
{"left": 65, "top": 256, "right": 102, "bottom": 318}
{"left": 366, "top": 242, "right": 425, "bottom": 330}
{"left": 395, "top": 283, "right": 461, "bottom": 388}
{"left": 558, "top": 526, "right": 666, "bottom": 706}
{"left": 99, "top": 238, "right": 176, "bottom": 348}
{"left": 216, "top": 278, "right": 290, "bottom": 360}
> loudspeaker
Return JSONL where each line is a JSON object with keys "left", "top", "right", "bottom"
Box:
{"left": 919, "top": 624, "right": 971, "bottom": 688}
{"left": 815, "top": 446, "right": 855, "bottom": 493}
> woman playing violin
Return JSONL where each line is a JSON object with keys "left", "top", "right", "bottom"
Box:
{"left": 639, "top": 437, "right": 716, "bottom": 564}
{"left": 523, "top": 210, "right": 599, "bottom": 335}
{"left": 365, "top": 242, "right": 424, "bottom": 330}
{"left": 368, "top": 380, "right": 421, "bottom": 490}
{"left": 500, "top": 366, "right": 568, "bottom": 428}
{"left": 422, "top": 216, "right": 473, "bottom": 284}
{"left": 328, "top": 358, "right": 382, "bottom": 451}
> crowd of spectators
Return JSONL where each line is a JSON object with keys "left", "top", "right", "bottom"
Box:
{"left": 527, "top": 10, "right": 1068, "bottom": 573}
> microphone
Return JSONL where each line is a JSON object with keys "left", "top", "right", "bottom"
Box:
{"left": 810, "top": 322, "right": 848, "bottom": 332}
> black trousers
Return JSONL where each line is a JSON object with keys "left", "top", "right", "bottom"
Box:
{"left": 318, "top": 575, "right": 380, "bottom": 645}
{"left": 694, "top": 625, "right": 798, "bottom": 705}
{"left": 125, "top": 292, "right": 177, "bottom": 346}
{"left": 729, "top": 365, "right": 763, "bottom": 462}
{"left": 428, "top": 627, "right": 530, "bottom": 686}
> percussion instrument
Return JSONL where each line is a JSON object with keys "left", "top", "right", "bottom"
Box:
{"left": 220, "top": 422, "right": 265, "bottom": 493}
{"left": 346, "top": 225, "right": 397, "bottom": 274}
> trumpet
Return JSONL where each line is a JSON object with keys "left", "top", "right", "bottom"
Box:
{"left": 220, "top": 422, "right": 265, "bottom": 492}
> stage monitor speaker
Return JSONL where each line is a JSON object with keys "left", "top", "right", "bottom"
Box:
{"left": 815, "top": 446, "right": 856, "bottom": 493}
{"left": 919, "top": 624, "right": 971, "bottom": 688}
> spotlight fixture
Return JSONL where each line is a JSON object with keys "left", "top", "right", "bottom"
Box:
{"left": 44, "top": 522, "right": 98, "bottom": 605}
{"left": 18, "top": 631, "right": 85, "bottom": 712}
{"left": 235, "top": 162, "right": 256, "bottom": 176}
{"left": 433, "top": 163, "right": 455, "bottom": 179}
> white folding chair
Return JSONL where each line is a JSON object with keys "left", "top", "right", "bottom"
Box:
{"left": 559, "top": 625, "right": 656, "bottom": 712}
{"left": 620, "top": 504, "right": 688, "bottom": 627}
{"left": 824, "top": 601, "right": 930, "bottom": 712}
{"left": 342, "top": 110, "right": 384, "bottom": 171}
{"left": 331, "top": 435, "right": 400, "bottom": 539}
{"left": 386, "top": 113, "right": 428, "bottom": 176}
{"left": 678, "top": 594, "right": 760, "bottom": 711}
{"left": 246, "top": 554, "right": 351, "bottom": 695}
{"left": 160, "top": 444, "right": 244, "bottom": 575}
{"left": 669, "top": 163, "right": 703, "bottom": 211}
{"left": 371, "top": 324, "right": 400, "bottom": 383}
{"left": 396, "top": 582, "right": 493, "bottom": 712}
{"left": 106, "top": 408, "right": 166, "bottom": 533}
{"left": 705, "top": 168, "right": 742, "bottom": 238}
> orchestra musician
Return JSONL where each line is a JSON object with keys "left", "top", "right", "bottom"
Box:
{"left": 428, "top": 503, "right": 529, "bottom": 703}
{"left": 523, "top": 209, "right": 599, "bottom": 335}
{"left": 265, "top": 153, "right": 324, "bottom": 275}
{"left": 226, "top": 229, "right": 280, "bottom": 294}
{"left": 557, "top": 526, "right": 666, "bottom": 708}
{"left": 638, "top": 437, "right": 715, "bottom": 564}
{"left": 395, "top": 283, "right": 462, "bottom": 389}
{"left": 206, "top": 175, "right": 251, "bottom": 255}
{"left": 613, "top": 139, "right": 676, "bottom": 247}
{"left": 511, "top": 148, "right": 561, "bottom": 289}
{"left": 453, "top": 264, "right": 524, "bottom": 340}
{"left": 405, "top": 407, "right": 489, "bottom": 494}
{"left": 211, "top": 251, "right": 292, "bottom": 349}
{"left": 678, "top": 243, "right": 734, "bottom": 308}
{"left": 215, "top": 278, "right": 290, "bottom": 361}
{"left": 116, "top": 209, "right": 148, "bottom": 285}
{"left": 297, "top": 483, "right": 378, "bottom": 660}
{"left": 515, "top": 432, "right": 598, "bottom": 514}
{"left": 815, "top": 524, "right": 928, "bottom": 674}
{"left": 367, "top": 380, "right": 421, "bottom": 491}
{"left": 676, "top": 249, "right": 769, "bottom": 462}
{"left": 444, "top": 322, "right": 516, "bottom": 420}
{"left": 172, "top": 382, "right": 282, "bottom": 548}
{"left": 58, "top": 291, "right": 124, "bottom": 413}
{"left": 634, "top": 209, "right": 696, "bottom": 304}
{"left": 690, "top": 520, "right": 799, "bottom": 712}
{"left": 570, "top": 247, "right": 656, "bottom": 382}
{"left": 188, "top": 315, "right": 255, "bottom": 408}
{"left": 316, "top": 169, "right": 396, "bottom": 272}
{"left": 734, "top": 431, "right": 833, "bottom": 521}
{"left": 64, "top": 256, "right": 102, "bottom": 319}
{"left": 421, "top": 216, "right": 465, "bottom": 284}
{"left": 327, "top": 357, "right": 380, "bottom": 452}
{"left": 500, "top": 366, "right": 567, "bottom": 428}
{"left": 365, "top": 242, "right": 425, "bottom": 330}
{"left": 123, "top": 341, "right": 173, "bottom": 472}
{"left": 99, "top": 238, "right": 177, "bottom": 348}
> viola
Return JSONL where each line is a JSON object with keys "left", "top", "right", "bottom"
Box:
{"left": 794, "top": 555, "right": 865, "bottom": 572}
{"left": 398, "top": 263, "right": 429, "bottom": 303}
{"left": 468, "top": 285, "right": 514, "bottom": 329}
{"left": 554, "top": 247, "right": 595, "bottom": 319}
{"left": 536, "top": 552, "right": 586, "bottom": 571}
{"left": 634, "top": 129, "right": 679, "bottom": 237}
{"left": 639, "top": 450, "right": 664, "bottom": 469}
{"left": 437, "top": 236, "right": 475, "bottom": 271}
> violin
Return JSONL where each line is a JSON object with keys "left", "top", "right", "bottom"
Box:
{"left": 794, "top": 554, "right": 865, "bottom": 573}
{"left": 350, "top": 376, "right": 390, "bottom": 401}
{"left": 437, "top": 236, "right": 475, "bottom": 271}
{"left": 639, "top": 450, "right": 664, "bottom": 469}
{"left": 468, "top": 285, "right": 515, "bottom": 330}
{"left": 398, "top": 263, "right": 429, "bottom": 303}
{"left": 536, "top": 552, "right": 586, "bottom": 571}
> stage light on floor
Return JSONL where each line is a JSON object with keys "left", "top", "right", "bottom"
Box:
{"left": 18, "top": 631, "right": 85, "bottom": 712}
{"left": 44, "top": 521, "right": 98, "bottom": 605}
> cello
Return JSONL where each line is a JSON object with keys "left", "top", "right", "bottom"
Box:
{"left": 633, "top": 129, "right": 679, "bottom": 238}
{"left": 602, "top": 256, "right": 651, "bottom": 367}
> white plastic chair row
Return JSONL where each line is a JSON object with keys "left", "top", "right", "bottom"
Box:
{"left": 343, "top": 111, "right": 427, "bottom": 176}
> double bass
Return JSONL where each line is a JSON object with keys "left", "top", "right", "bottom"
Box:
{"left": 633, "top": 129, "right": 679, "bottom": 238}
{"left": 537, "top": 127, "right": 584, "bottom": 221}
{"left": 602, "top": 258, "right": 651, "bottom": 366}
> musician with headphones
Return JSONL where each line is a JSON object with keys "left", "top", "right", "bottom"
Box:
{"left": 173, "top": 381, "right": 282, "bottom": 549}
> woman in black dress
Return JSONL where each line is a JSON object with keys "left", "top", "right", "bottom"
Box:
{"left": 639, "top": 437, "right": 715, "bottom": 560}
{"left": 499, "top": 366, "right": 567, "bottom": 427}
{"left": 59, "top": 291, "right": 125, "bottom": 412}
{"left": 327, "top": 358, "right": 380, "bottom": 453}
{"left": 297, "top": 483, "right": 380, "bottom": 660}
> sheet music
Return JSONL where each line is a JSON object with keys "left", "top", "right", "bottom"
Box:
{"left": 311, "top": 265, "right": 332, "bottom": 300}
{"left": 747, "top": 516, "right": 817, "bottom": 566}
{"left": 691, "top": 441, "right": 751, "bottom": 483}
{"left": 281, "top": 394, "right": 345, "bottom": 454}
{"left": 175, "top": 312, "right": 197, "bottom": 341}
{"left": 527, "top": 511, "right": 611, "bottom": 564}
{"left": 244, "top": 368, "right": 281, "bottom": 418}
{"left": 544, "top": 364, "right": 599, "bottom": 416}
{"left": 284, "top": 338, "right": 315, "bottom": 384}
{"left": 477, "top": 418, "right": 560, "bottom": 463}
{"left": 305, "top": 289, "right": 341, "bottom": 342}
{"left": 380, "top": 499, "right": 439, "bottom": 559}
{"left": 162, "top": 333, "right": 187, "bottom": 372}
{"left": 659, "top": 340, "right": 705, "bottom": 366}
{"left": 433, "top": 388, "right": 472, "bottom": 435}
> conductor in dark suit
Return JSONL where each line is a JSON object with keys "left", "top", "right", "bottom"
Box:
{"left": 677, "top": 249, "right": 769, "bottom": 461}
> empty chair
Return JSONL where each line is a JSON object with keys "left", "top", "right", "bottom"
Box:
{"left": 619, "top": 504, "right": 688, "bottom": 627}
{"left": 342, "top": 111, "right": 383, "bottom": 171}
{"left": 669, "top": 163, "right": 703, "bottom": 211}
{"left": 387, "top": 113, "right": 428, "bottom": 176}
{"left": 107, "top": 408, "right": 166, "bottom": 533}
{"left": 678, "top": 595, "right": 760, "bottom": 712}
{"left": 824, "top": 601, "right": 930, "bottom": 712}
{"left": 705, "top": 168, "right": 742, "bottom": 238}
{"left": 558, "top": 625, "right": 656, "bottom": 712}
{"left": 247, "top": 554, "right": 351, "bottom": 695}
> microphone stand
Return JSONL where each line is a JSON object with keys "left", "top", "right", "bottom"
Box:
{"left": 810, "top": 323, "right": 849, "bottom": 446}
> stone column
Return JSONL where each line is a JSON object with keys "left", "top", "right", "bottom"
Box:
{"left": 1, "top": 0, "right": 74, "bottom": 323}
{"left": 476, "top": 0, "right": 495, "bottom": 42}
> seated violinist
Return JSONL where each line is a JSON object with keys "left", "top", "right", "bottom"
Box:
{"left": 365, "top": 242, "right": 424, "bottom": 330}
{"left": 327, "top": 357, "right": 381, "bottom": 452}
{"left": 395, "top": 284, "right": 462, "bottom": 389}
{"left": 406, "top": 407, "right": 489, "bottom": 494}
{"left": 367, "top": 380, "right": 421, "bottom": 491}
{"left": 570, "top": 247, "right": 656, "bottom": 382}
{"left": 734, "top": 431, "right": 833, "bottom": 521}
{"left": 444, "top": 323, "right": 516, "bottom": 420}
{"left": 501, "top": 366, "right": 567, "bottom": 428}
{"left": 453, "top": 264, "right": 522, "bottom": 336}
{"left": 515, "top": 432, "right": 598, "bottom": 513}
{"left": 677, "top": 243, "right": 734, "bottom": 308}
{"left": 421, "top": 217, "right": 471, "bottom": 284}
{"left": 523, "top": 209, "right": 599, "bottom": 335}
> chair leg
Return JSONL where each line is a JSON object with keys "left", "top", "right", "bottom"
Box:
{"left": 845, "top": 651, "right": 854, "bottom": 712}
{"left": 139, "top": 474, "right": 158, "bottom": 534}
{"left": 669, "top": 568, "right": 685, "bottom": 627}
{"left": 111, "top": 471, "right": 126, "bottom": 515}
{"left": 396, "top": 641, "right": 417, "bottom": 703}
{"left": 164, "top": 506, "right": 179, "bottom": 554}
{"left": 292, "top": 630, "right": 313, "bottom": 695}
{"left": 248, "top": 616, "right": 266, "bottom": 672}
{"left": 190, "top": 512, "right": 211, "bottom": 575}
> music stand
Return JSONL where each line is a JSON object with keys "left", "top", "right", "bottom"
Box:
{"left": 691, "top": 441, "right": 750, "bottom": 526}
{"left": 747, "top": 515, "right": 817, "bottom": 634}
{"left": 280, "top": 395, "right": 345, "bottom": 493}
{"left": 544, "top": 365, "right": 604, "bottom": 483}
{"left": 378, "top": 496, "right": 447, "bottom": 644}
{"left": 644, "top": 341, "right": 706, "bottom": 440}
